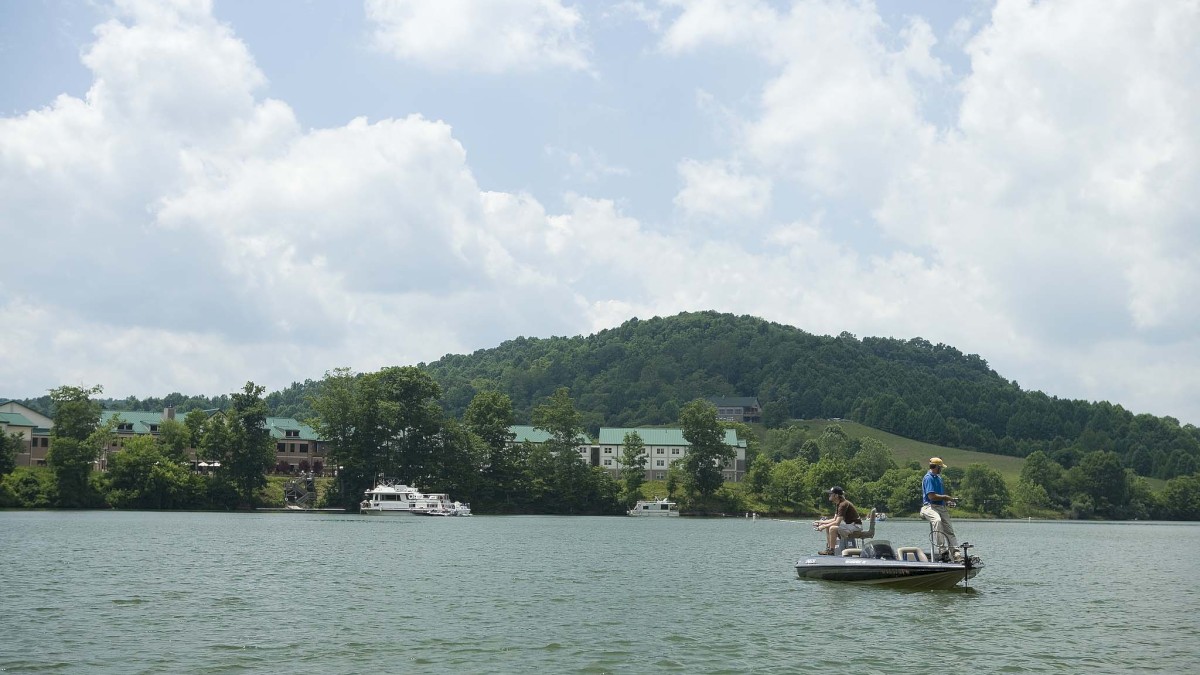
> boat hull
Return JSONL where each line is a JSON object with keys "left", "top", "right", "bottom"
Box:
{"left": 795, "top": 558, "right": 980, "bottom": 590}
{"left": 359, "top": 508, "right": 431, "bottom": 516}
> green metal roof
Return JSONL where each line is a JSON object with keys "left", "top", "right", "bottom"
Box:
{"left": 96, "top": 411, "right": 320, "bottom": 440}
{"left": 0, "top": 412, "right": 36, "bottom": 427}
{"left": 267, "top": 417, "right": 319, "bottom": 440}
{"left": 598, "top": 427, "right": 740, "bottom": 447}
{"left": 509, "top": 425, "right": 591, "bottom": 445}
{"left": 101, "top": 410, "right": 169, "bottom": 432}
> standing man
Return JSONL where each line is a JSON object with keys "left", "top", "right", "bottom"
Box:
{"left": 921, "top": 457, "right": 961, "bottom": 561}
{"left": 814, "top": 486, "right": 862, "bottom": 555}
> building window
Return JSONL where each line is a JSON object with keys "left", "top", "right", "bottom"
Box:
{"left": 289, "top": 443, "right": 296, "bottom": 452}
{"left": 656, "top": 460, "right": 665, "bottom": 467}
{"left": 671, "top": 448, "right": 680, "bottom": 455}
{"left": 656, "top": 448, "right": 664, "bottom": 454}
{"left": 603, "top": 448, "right": 612, "bottom": 454}
{"left": 603, "top": 459, "right": 612, "bottom": 466}
{"left": 277, "top": 443, "right": 285, "bottom": 452}
{"left": 300, "top": 443, "right": 308, "bottom": 452}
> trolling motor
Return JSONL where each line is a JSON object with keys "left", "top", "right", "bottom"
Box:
{"left": 959, "top": 542, "right": 975, "bottom": 567}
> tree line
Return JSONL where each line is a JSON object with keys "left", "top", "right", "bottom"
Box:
{"left": 5, "top": 374, "right": 1199, "bottom": 520}
{"left": 1, "top": 383, "right": 274, "bottom": 510}
{"left": 748, "top": 423, "right": 1199, "bottom": 520}
{"left": 0, "top": 372, "right": 740, "bottom": 515}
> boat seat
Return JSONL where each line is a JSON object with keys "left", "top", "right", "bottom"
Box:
{"left": 841, "top": 548, "right": 861, "bottom": 557}
{"left": 836, "top": 509, "right": 878, "bottom": 549}
{"left": 896, "top": 546, "right": 929, "bottom": 562}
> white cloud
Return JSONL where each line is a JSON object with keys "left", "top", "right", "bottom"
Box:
{"left": 656, "top": 0, "right": 777, "bottom": 54}
{"left": 656, "top": 1, "right": 946, "bottom": 201}
{"left": 877, "top": 0, "right": 1200, "bottom": 341}
{"left": 365, "top": 0, "right": 590, "bottom": 73}
{"left": 673, "top": 158, "right": 771, "bottom": 223}
{"left": 644, "top": 0, "right": 1200, "bottom": 421}
{"left": 3, "top": 0, "right": 1199, "bottom": 426}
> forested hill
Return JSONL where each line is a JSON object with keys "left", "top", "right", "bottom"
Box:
{"left": 12, "top": 311, "right": 1199, "bottom": 480}
{"left": 423, "top": 312, "right": 1199, "bottom": 480}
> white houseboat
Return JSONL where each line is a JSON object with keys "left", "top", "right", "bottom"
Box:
{"left": 628, "top": 498, "right": 679, "bottom": 516}
{"left": 359, "top": 481, "right": 470, "bottom": 516}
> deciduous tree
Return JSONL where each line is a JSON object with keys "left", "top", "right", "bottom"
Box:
{"left": 465, "top": 391, "right": 522, "bottom": 512}
{"left": 105, "top": 435, "right": 199, "bottom": 509}
{"left": 960, "top": 463, "right": 1011, "bottom": 516}
{"left": 221, "top": 382, "right": 275, "bottom": 508}
{"left": 620, "top": 430, "right": 647, "bottom": 503}
{"left": 0, "top": 432, "right": 19, "bottom": 476}
{"left": 47, "top": 384, "right": 106, "bottom": 507}
{"left": 679, "top": 399, "right": 733, "bottom": 499}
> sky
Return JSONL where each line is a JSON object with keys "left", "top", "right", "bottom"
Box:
{"left": 1, "top": 0, "right": 1197, "bottom": 424}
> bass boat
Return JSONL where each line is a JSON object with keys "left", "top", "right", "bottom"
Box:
{"left": 795, "top": 512, "right": 982, "bottom": 590}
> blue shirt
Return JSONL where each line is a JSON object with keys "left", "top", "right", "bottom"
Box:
{"left": 922, "top": 471, "right": 945, "bottom": 506}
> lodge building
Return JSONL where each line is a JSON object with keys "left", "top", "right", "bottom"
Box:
{"left": 508, "top": 424, "right": 746, "bottom": 482}
{"left": 3, "top": 401, "right": 747, "bottom": 482}
{"left": 1, "top": 401, "right": 327, "bottom": 475}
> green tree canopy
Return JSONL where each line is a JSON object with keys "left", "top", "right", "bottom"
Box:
{"left": 47, "top": 384, "right": 106, "bottom": 508}
{"left": 620, "top": 430, "right": 647, "bottom": 504}
{"left": 1067, "top": 451, "right": 1130, "bottom": 519}
{"left": 220, "top": 382, "right": 275, "bottom": 508}
{"left": 764, "top": 458, "right": 809, "bottom": 511}
{"left": 679, "top": 399, "right": 734, "bottom": 499}
{"left": 960, "top": 463, "right": 1011, "bottom": 516}
{"left": 104, "top": 435, "right": 200, "bottom": 509}
{"left": 0, "top": 432, "right": 18, "bottom": 476}
{"left": 848, "top": 437, "right": 896, "bottom": 482}
{"left": 1159, "top": 474, "right": 1200, "bottom": 520}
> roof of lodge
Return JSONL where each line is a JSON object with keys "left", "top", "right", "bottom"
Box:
{"left": 707, "top": 397, "right": 761, "bottom": 408}
{"left": 598, "top": 427, "right": 743, "bottom": 447}
{"left": 101, "top": 410, "right": 169, "bottom": 432}
{"left": 266, "top": 417, "right": 320, "bottom": 440}
{"left": 98, "top": 410, "right": 320, "bottom": 440}
{"left": 509, "top": 425, "right": 592, "bottom": 445}
{"left": 0, "top": 412, "right": 36, "bottom": 427}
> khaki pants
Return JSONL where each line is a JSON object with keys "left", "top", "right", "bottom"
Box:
{"left": 920, "top": 504, "right": 959, "bottom": 555}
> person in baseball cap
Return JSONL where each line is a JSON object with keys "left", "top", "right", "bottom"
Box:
{"left": 814, "top": 486, "right": 862, "bottom": 555}
{"left": 921, "top": 457, "right": 961, "bottom": 560}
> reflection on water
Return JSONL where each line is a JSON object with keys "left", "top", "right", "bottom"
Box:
{"left": 1, "top": 512, "right": 1197, "bottom": 673}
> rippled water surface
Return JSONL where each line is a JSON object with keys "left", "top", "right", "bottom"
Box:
{"left": 2, "top": 511, "right": 1198, "bottom": 673}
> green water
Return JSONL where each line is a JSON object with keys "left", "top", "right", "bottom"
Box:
{"left": 2, "top": 511, "right": 1197, "bottom": 673}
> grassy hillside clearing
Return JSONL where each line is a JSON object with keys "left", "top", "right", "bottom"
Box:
{"left": 790, "top": 419, "right": 1166, "bottom": 491}
{"left": 793, "top": 418, "right": 1027, "bottom": 485}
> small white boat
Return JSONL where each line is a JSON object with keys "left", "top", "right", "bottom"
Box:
{"left": 419, "top": 497, "right": 472, "bottom": 517}
{"left": 359, "top": 481, "right": 469, "bottom": 516}
{"left": 627, "top": 498, "right": 679, "bottom": 516}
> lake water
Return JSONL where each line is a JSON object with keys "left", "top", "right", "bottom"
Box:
{"left": 2, "top": 511, "right": 1198, "bottom": 674}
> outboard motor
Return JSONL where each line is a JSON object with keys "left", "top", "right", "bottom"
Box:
{"left": 861, "top": 540, "right": 898, "bottom": 560}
